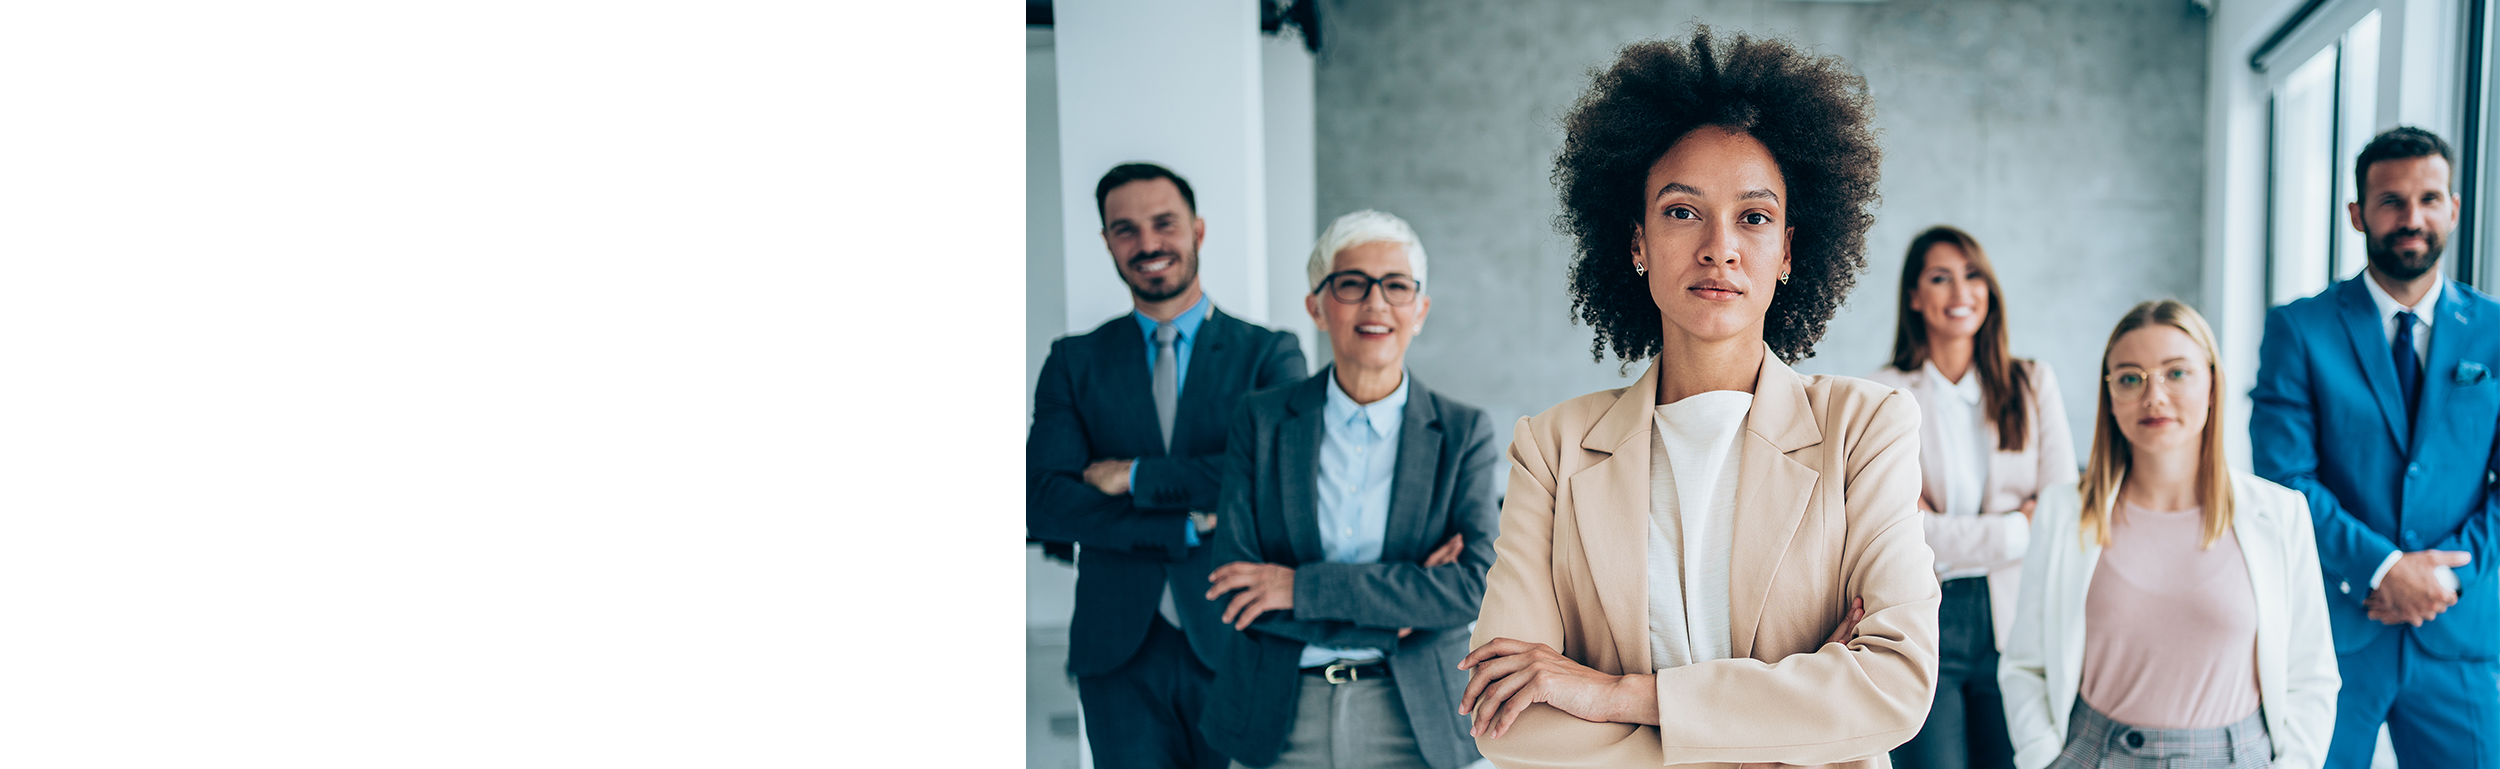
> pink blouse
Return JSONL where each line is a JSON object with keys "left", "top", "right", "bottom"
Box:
{"left": 2078, "top": 502, "right": 2261, "bottom": 730}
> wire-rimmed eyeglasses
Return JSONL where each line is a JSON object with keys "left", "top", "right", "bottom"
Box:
{"left": 2104, "top": 364, "right": 2207, "bottom": 401}
{"left": 1311, "top": 270, "right": 1423, "bottom": 306}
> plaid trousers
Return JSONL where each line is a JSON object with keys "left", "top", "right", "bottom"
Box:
{"left": 2048, "top": 698, "right": 2272, "bottom": 769}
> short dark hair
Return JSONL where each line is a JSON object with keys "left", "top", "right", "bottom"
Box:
{"left": 1094, "top": 162, "right": 1198, "bottom": 225}
{"left": 2354, "top": 126, "right": 2454, "bottom": 198}
{"left": 1556, "top": 27, "right": 1882, "bottom": 366}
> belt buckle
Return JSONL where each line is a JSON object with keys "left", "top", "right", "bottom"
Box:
{"left": 1323, "top": 661, "right": 1357, "bottom": 684}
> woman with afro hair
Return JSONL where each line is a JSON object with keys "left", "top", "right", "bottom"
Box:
{"left": 1457, "top": 28, "right": 1941, "bottom": 767}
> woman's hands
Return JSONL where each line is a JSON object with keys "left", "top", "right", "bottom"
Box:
{"left": 1457, "top": 599, "right": 1864, "bottom": 742}
{"left": 1457, "top": 638, "right": 1656, "bottom": 738}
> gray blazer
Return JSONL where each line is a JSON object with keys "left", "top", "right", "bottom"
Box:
{"left": 1200, "top": 368, "right": 1499, "bottom": 769}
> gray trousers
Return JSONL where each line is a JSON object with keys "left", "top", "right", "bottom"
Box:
{"left": 2049, "top": 697, "right": 2272, "bottom": 769}
{"left": 1230, "top": 674, "right": 1429, "bottom": 769}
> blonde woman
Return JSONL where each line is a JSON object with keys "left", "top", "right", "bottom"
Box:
{"left": 1998, "top": 300, "right": 2338, "bottom": 768}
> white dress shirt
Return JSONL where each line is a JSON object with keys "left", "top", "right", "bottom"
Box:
{"left": 1299, "top": 371, "right": 1408, "bottom": 667}
{"left": 1645, "top": 391, "right": 1750, "bottom": 670}
{"left": 1925, "top": 361, "right": 2023, "bottom": 580}
{"left": 2358, "top": 271, "right": 2459, "bottom": 593}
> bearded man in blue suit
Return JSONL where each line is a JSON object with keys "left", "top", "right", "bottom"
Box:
{"left": 2254, "top": 126, "right": 2500, "bottom": 769}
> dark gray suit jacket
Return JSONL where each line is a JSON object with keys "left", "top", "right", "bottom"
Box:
{"left": 1201, "top": 368, "right": 1498, "bottom": 769}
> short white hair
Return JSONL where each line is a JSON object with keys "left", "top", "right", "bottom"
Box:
{"left": 1306, "top": 209, "right": 1428, "bottom": 293}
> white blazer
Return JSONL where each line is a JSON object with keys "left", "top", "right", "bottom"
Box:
{"left": 1864, "top": 359, "right": 2079, "bottom": 651}
{"left": 1997, "top": 472, "right": 2339, "bottom": 769}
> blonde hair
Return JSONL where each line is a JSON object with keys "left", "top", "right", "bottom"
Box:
{"left": 2077, "top": 299, "right": 2234, "bottom": 549}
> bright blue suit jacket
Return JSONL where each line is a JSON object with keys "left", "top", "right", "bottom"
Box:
{"left": 2252, "top": 275, "right": 2500, "bottom": 660}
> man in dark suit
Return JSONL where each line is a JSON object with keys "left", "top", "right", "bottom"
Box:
{"left": 1029, "top": 162, "right": 1307, "bottom": 769}
{"left": 2254, "top": 126, "right": 2500, "bottom": 768}
{"left": 1202, "top": 210, "right": 1495, "bottom": 769}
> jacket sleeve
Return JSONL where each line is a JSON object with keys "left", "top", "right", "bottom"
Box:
{"left": 1294, "top": 410, "right": 1501, "bottom": 631}
{"left": 1998, "top": 493, "right": 2067, "bottom": 769}
{"left": 1132, "top": 330, "right": 1308, "bottom": 511}
{"left": 1923, "top": 511, "right": 2028, "bottom": 574}
{"left": 2251, "top": 305, "right": 2401, "bottom": 602}
{"left": 2275, "top": 486, "right": 2344, "bottom": 769}
{"left": 1215, "top": 390, "right": 1398, "bottom": 652}
{"left": 1470, "top": 417, "right": 1665, "bottom": 769}
{"left": 1637, "top": 390, "right": 1937, "bottom": 765}
{"left": 1027, "top": 341, "right": 1192, "bottom": 559}
{"left": 2422, "top": 429, "right": 2500, "bottom": 590}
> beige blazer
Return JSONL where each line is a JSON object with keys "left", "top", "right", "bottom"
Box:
{"left": 1997, "top": 474, "right": 2340, "bottom": 769}
{"left": 1861, "top": 359, "right": 2078, "bottom": 650}
{"left": 1471, "top": 347, "right": 1941, "bottom": 768}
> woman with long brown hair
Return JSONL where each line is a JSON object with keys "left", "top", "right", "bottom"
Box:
{"left": 1864, "top": 226, "right": 2077, "bottom": 769}
{"left": 1998, "top": 300, "right": 2338, "bottom": 768}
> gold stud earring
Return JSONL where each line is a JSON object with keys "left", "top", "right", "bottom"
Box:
{"left": 1634, "top": 263, "right": 1647, "bottom": 277}
{"left": 1779, "top": 272, "right": 1790, "bottom": 284}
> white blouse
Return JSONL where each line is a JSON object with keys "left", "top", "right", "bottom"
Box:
{"left": 1646, "top": 390, "right": 1752, "bottom": 670}
{"left": 1925, "top": 360, "right": 2002, "bottom": 581}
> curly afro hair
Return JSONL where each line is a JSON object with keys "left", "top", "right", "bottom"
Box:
{"left": 1556, "top": 26, "right": 1881, "bottom": 366}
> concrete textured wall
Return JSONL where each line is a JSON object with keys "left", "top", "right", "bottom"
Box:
{"left": 1311, "top": 0, "right": 2209, "bottom": 456}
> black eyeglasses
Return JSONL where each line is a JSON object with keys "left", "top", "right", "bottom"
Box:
{"left": 1311, "top": 270, "right": 1423, "bottom": 306}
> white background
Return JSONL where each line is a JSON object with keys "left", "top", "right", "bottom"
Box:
{"left": 0, "top": 2, "right": 1011, "bottom": 765}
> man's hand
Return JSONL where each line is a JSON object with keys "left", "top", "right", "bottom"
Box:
{"left": 1206, "top": 562, "right": 1295, "bottom": 630}
{"left": 1423, "top": 533, "right": 1465, "bottom": 567}
{"left": 2367, "top": 550, "right": 2472, "bottom": 626}
{"left": 1082, "top": 459, "right": 1133, "bottom": 496}
{"left": 2017, "top": 498, "right": 2038, "bottom": 524}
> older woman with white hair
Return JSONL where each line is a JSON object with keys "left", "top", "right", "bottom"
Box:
{"left": 1201, "top": 210, "right": 1502, "bottom": 769}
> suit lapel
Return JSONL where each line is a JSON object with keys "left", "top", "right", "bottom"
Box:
{"left": 2413, "top": 282, "right": 2476, "bottom": 455}
{"left": 2338, "top": 278, "right": 2412, "bottom": 450}
{"left": 1094, "top": 318, "right": 1165, "bottom": 457}
{"left": 1568, "top": 363, "right": 1661, "bottom": 673}
{"left": 1728, "top": 350, "right": 1823, "bottom": 659}
{"left": 1174, "top": 307, "right": 1238, "bottom": 452}
{"left": 1383, "top": 377, "right": 1443, "bottom": 564}
{"left": 1277, "top": 373, "right": 1329, "bottom": 565}
{"left": 2231, "top": 480, "right": 2281, "bottom": 675}
{"left": 1907, "top": 368, "right": 1950, "bottom": 514}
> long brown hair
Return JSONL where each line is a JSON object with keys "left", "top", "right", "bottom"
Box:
{"left": 1888, "top": 225, "right": 2030, "bottom": 451}
{"left": 2077, "top": 300, "right": 2235, "bottom": 549}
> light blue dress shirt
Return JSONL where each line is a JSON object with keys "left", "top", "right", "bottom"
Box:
{"left": 1299, "top": 370, "right": 1408, "bottom": 667}
{"left": 1129, "top": 296, "right": 1212, "bottom": 545}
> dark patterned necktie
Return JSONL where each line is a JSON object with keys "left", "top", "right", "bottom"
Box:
{"left": 2395, "top": 310, "right": 2420, "bottom": 423}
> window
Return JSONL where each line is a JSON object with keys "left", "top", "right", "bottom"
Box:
{"left": 2266, "top": 11, "right": 2380, "bottom": 307}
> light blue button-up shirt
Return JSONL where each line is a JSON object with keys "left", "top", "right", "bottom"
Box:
{"left": 1299, "top": 370, "right": 1408, "bottom": 667}
{"left": 1129, "top": 296, "right": 1211, "bottom": 545}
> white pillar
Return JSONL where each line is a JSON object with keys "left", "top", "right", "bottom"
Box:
{"left": 1263, "top": 34, "right": 1318, "bottom": 374}
{"left": 1056, "top": 0, "right": 1267, "bottom": 332}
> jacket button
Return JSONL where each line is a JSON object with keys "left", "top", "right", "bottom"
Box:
{"left": 2124, "top": 731, "right": 2144, "bottom": 748}
{"left": 2342, "top": 581, "right": 2353, "bottom": 594}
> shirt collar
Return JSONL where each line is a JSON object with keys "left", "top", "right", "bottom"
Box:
{"left": 2362, "top": 269, "right": 2444, "bottom": 330}
{"left": 1323, "top": 368, "right": 1410, "bottom": 437}
{"left": 1923, "top": 360, "right": 1984, "bottom": 406}
{"left": 1132, "top": 295, "right": 1213, "bottom": 344}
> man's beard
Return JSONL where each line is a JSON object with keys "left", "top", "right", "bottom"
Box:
{"left": 1123, "top": 249, "right": 1198, "bottom": 302}
{"left": 2365, "top": 223, "right": 2447, "bottom": 282}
